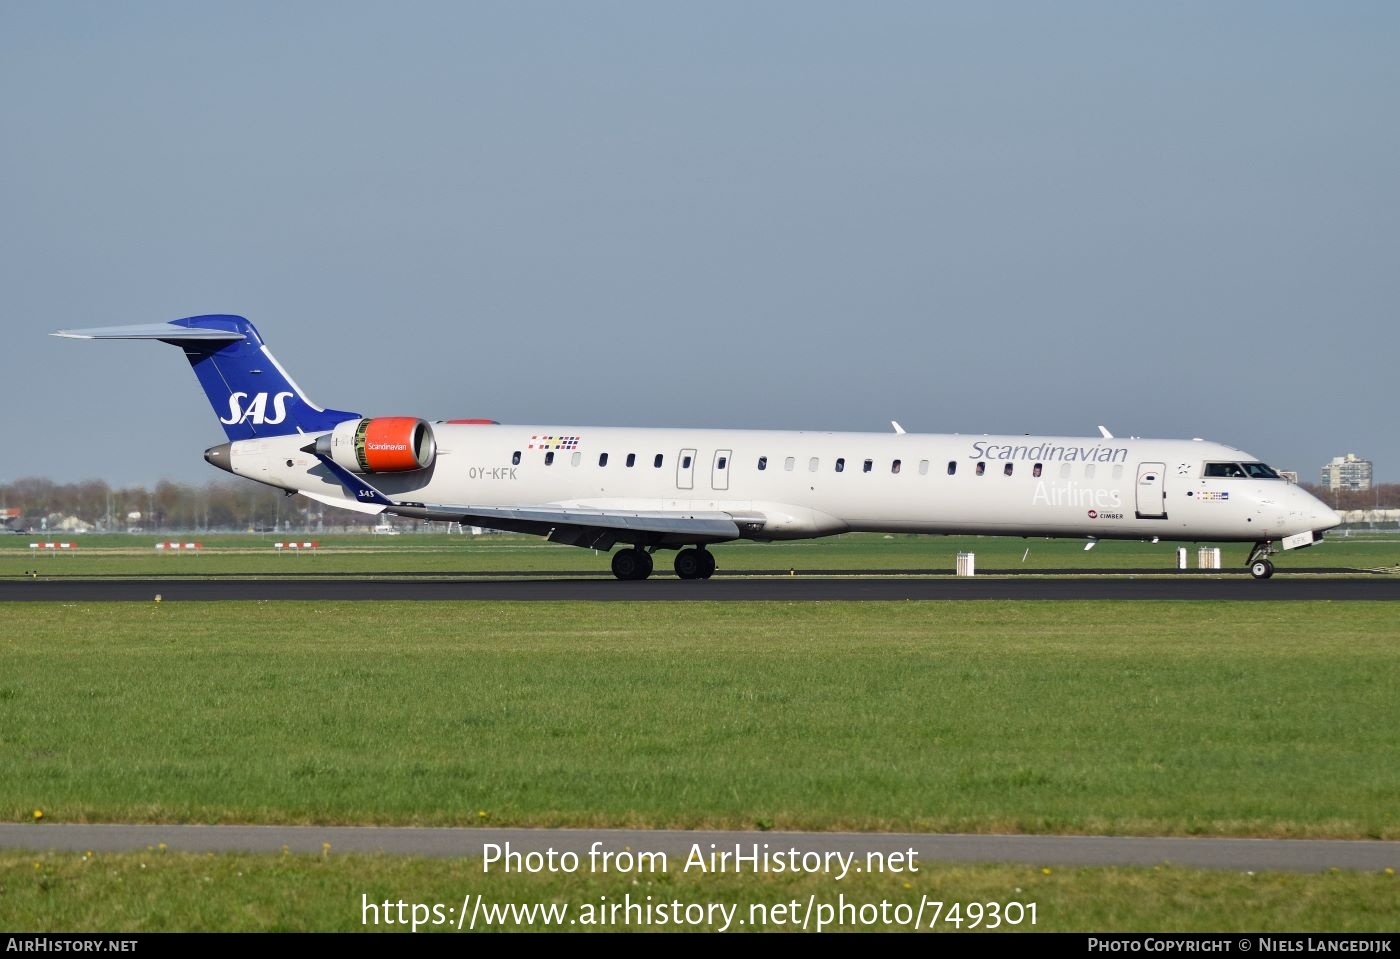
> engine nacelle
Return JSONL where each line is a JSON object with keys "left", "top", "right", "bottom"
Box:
{"left": 315, "top": 417, "right": 437, "bottom": 474}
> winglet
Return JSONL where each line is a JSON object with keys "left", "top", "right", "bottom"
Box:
{"left": 314, "top": 454, "right": 396, "bottom": 508}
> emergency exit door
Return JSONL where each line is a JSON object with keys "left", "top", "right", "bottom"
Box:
{"left": 711, "top": 449, "right": 732, "bottom": 491}
{"left": 676, "top": 448, "right": 696, "bottom": 490}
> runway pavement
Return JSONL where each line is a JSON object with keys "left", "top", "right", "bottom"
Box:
{"left": 2, "top": 576, "right": 1399, "bottom": 601}
{"left": 2, "top": 824, "right": 1396, "bottom": 873}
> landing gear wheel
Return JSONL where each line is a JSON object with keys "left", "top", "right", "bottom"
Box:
{"left": 674, "top": 548, "right": 704, "bottom": 580}
{"left": 611, "top": 547, "right": 654, "bottom": 581}
{"left": 1249, "top": 559, "right": 1275, "bottom": 580}
{"left": 674, "top": 548, "right": 717, "bottom": 580}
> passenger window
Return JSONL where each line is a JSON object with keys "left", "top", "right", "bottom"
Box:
{"left": 758, "top": 456, "right": 767, "bottom": 471}
{"left": 599, "top": 453, "right": 609, "bottom": 467}
{"left": 626, "top": 453, "right": 636, "bottom": 468}
{"left": 682, "top": 455, "right": 692, "bottom": 469}
{"left": 784, "top": 457, "right": 795, "bottom": 471}
{"left": 947, "top": 461, "right": 957, "bottom": 476}
{"left": 1032, "top": 463, "right": 1042, "bottom": 478}
{"left": 545, "top": 451, "right": 554, "bottom": 466}
{"left": 808, "top": 457, "right": 819, "bottom": 472}
{"left": 1004, "top": 463, "right": 1013, "bottom": 476}
{"left": 1085, "top": 464, "right": 1096, "bottom": 479}
{"left": 976, "top": 462, "right": 985, "bottom": 476}
{"left": 892, "top": 459, "right": 902, "bottom": 474}
{"left": 717, "top": 456, "right": 727, "bottom": 470}
{"left": 918, "top": 460, "right": 929, "bottom": 475}
{"left": 654, "top": 454, "right": 663, "bottom": 468}
{"left": 571, "top": 452, "right": 581, "bottom": 467}
{"left": 1059, "top": 463, "right": 1071, "bottom": 479}
{"left": 512, "top": 450, "right": 521, "bottom": 466}
{"left": 835, "top": 457, "right": 845, "bottom": 473}
{"left": 1112, "top": 464, "right": 1123, "bottom": 479}
{"left": 863, "top": 459, "right": 873, "bottom": 473}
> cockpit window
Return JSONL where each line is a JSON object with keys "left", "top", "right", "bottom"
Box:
{"left": 1204, "top": 462, "right": 1280, "bottom": 479}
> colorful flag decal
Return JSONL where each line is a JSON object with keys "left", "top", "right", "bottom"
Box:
{"left": 528, "top": 435, "right": 581, "bottom": 451}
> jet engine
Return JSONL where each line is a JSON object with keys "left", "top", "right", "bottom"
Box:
{"left": 315, "top": 417, "right": 437, "bottom": 473}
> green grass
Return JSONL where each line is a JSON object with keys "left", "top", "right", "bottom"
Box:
{"left": 3, "top": 530, "right": 1397, "bottom": 578}
{"left": 3, "top": 601, "right": 1398, "bottom": 837}
{"left": 5, "top": 599, "right": 1399, "bottom": 933}
{"left": 4, "top": 850, "right": 1397, "bottom": 932}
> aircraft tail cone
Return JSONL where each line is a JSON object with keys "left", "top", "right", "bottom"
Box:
{"left": 204, "top": 443, "right": 234, "bottom": 474}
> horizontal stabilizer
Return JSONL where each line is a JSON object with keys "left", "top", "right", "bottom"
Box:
{"left": 53, "top": 323, "right": 246, "bottom": 343}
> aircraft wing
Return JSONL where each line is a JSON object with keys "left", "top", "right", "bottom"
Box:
{"left": 393, "top": 502, "right": 745, "bottom": 549}
{"left": 312, "top": 453, "right": 753, "bottom": 550}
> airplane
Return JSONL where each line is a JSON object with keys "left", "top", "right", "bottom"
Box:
{"left": 54, "top": 315, "right": 1341, "bottom": 580}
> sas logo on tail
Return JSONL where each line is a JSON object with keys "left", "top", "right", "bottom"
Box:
{"left": 220, "top": 391, "right": 295, "bottom": 426}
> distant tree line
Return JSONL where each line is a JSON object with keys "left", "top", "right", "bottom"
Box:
{"left": 1302, "top": 482, "right": 1400, "bottom": 512}
{"left": 0, "top": 477, "right": 382, "bottom": 533}
{"left": 3, "top": 476, "right": 1394, "bottom": 534}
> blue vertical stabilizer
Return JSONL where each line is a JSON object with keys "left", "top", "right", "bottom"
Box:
{"left": 54, "top": 315, "right": 360, "bottom": 441}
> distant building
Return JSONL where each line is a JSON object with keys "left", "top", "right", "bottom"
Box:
{"left": 1321, "top": 453, "right": 1373, "bottom": 492}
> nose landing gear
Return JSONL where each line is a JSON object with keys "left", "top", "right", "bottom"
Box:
{"left": 1247, "top": 542, "right": 1276, "bottom": 580}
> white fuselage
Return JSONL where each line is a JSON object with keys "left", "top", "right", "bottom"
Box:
{"left": 224, "top": 424, "right": 1339, "bottom": 545}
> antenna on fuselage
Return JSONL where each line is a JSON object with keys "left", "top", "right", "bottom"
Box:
{"left": 891, "top": 421, "right": 906, "bottom": 434}
{"left": 1098, "top": 425, "right": 1114, "bottom": 439}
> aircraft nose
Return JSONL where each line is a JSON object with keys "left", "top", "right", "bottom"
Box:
{"left": 1296, "top": 486, "right": 1342, "bottom": 532}
{"left": 1316, "top": 506, "right": 1343, "bottom": 532}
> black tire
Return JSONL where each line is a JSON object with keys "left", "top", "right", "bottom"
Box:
{"left": 1249, "top": 559, "right": 1274, "bottom": 580}
{"left": 698, "top": 549, "right": 716, "bottom": 579}
{"left": 611, "top": 548, "right": 653, "bottom": 581}
{"left": 674, "top": 548, "right": 703, "bottom": 580}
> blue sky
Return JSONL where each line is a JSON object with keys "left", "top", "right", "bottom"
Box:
{"left": 3, "top": 3, "right": 1396, "bottom": 486}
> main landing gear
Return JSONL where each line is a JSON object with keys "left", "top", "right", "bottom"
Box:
{"left": 610, "top": 547, "right": 654, "bottom": 581}
{"left": 1247, "top": 542, "right": 1275, "bottom": 580}
{"left": 608, "top": 546, "right": 717, "bottom": 581}
{"left": 673, "top": 547, "right": 716, "bottom": 581}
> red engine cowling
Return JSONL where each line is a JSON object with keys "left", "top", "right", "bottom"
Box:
{"left": 316, "top": 417, "right": 437, "bottom": 474}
